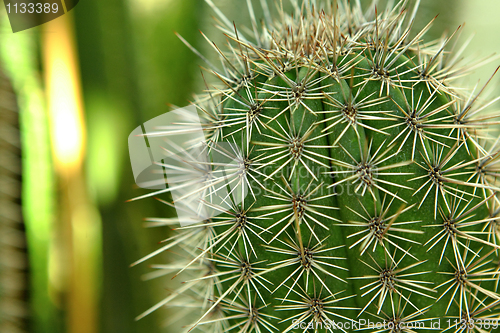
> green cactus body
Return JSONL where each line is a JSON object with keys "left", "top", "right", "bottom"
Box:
{"left": 133, "top": 1, "right": 500, "bottom": 331}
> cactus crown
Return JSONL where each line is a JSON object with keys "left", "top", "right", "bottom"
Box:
{"left": 132, "top": 0, "right": 500, "bottom": 332}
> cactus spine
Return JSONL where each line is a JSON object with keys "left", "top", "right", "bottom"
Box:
{"left": 133, "top": 0, "right": 500, "bottom": 331}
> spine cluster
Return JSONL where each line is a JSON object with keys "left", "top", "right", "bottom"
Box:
{"left": 132, "top": 1, "right": 500, "bottom": 332}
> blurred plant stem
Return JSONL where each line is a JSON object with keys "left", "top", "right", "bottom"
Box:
{"left": 0, "top": 9, "right": 60, "bottom": 333}
{"left": 0, "top": 62, "right": 29, "bottom": 333}
{"left": 73, "top": 0, "right": 205, "bottom": 332}
{"left": 42, "top": 14, "right": 101, "bottom": 333}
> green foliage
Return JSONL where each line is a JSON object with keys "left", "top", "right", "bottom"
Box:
{"left": 136, "top": 1, "right": 500, "bottom": 331}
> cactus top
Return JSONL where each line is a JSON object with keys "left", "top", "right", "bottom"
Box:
{"left": 133, "top": 1, "right": 500, "bottom": 332}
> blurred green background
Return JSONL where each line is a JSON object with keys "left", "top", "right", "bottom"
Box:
{"left": 0, "top": 0, "right": 499, "bottom": 332}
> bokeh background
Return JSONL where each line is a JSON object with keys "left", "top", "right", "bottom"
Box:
{"left": 0, "top": 0, "right": 499, "bottom": 332}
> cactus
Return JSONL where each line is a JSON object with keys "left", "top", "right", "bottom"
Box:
{"left": 132, "top": 0, "right": 500, "bottom": 331}
{"left": 0, "top": 69, "right": 28, "bottom": 333}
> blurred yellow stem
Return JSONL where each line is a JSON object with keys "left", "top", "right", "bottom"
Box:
{"left": 42, "top": 13, "right": 100, "bottom": 333}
